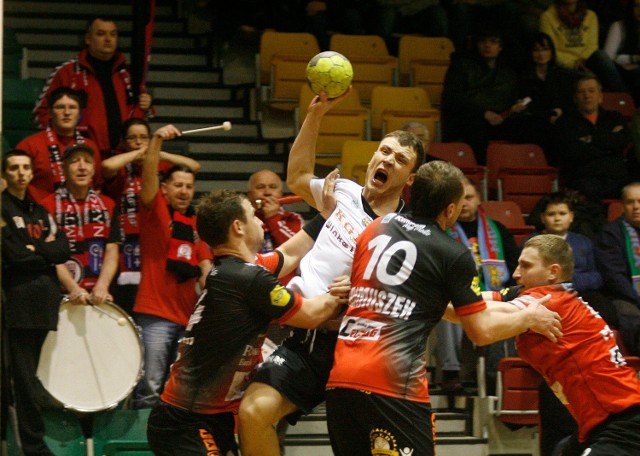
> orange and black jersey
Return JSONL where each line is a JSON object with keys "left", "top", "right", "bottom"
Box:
{"left": 161, "top": 252, "right": 303, "bottom": 414}
{"left": 328, "top": 213, "right": 486, "bottom": 402}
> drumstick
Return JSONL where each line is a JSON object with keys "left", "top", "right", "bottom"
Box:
{"left": 255, "top": 195, "right": 304, "bottom": 209}
{"left": 181, "top": 121, "right": 232, "bottom": 135}
{"left": 89, "top": 304, "right": 128, "bottom": 326}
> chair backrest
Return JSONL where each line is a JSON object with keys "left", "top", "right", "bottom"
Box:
{"left": 258, "top": 30, "right": 320, "bottom": 86}
{"left": 429, "top": 142, "right": 487, "bottom": 199}
{"left": 601, "top": 92, "right": 637, "bottom": 122}
{"left": 330, "top": 34, "right": 390, "bottom": 59}
{"left": 495, "top": 357, "right": 543, "bottom": 426}
{"left": 297, "top": 84, "right": 366, "bottom": 123}
{"left": 429, "top": 142, "right": 477, "bottom": 167}
{"left": 480, "top": 201, "right": 531, "bottom": 228}
{"left": 370, "top": 86, "right": 432, "bottom": 135}
{"left": 397, "top": 36, "right": 454, "bottom": 85}
{"left": 486, "top": 143, "right": 549, "bottom": 186}
{"left": 341, "top": 140, "right": 379, "bottom": 185}
{"left": 330, "top": 34, "right": 398, "bottom": 104}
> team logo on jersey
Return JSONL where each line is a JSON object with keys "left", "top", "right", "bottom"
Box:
{"left": 176, "top": 243, "right": 193, "bottom": 260}
{"left": 370, "top": 428, "right": 400, "bottom": 456}
{"left": 270, "top": 285, "right": 291, "bottom": 307}
{"left": 64, "top": 258, "right": 84, "bottom": 283}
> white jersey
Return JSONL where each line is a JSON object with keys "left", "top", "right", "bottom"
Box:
{"left": 288, "top": 178, "right": 372, "bottom": 298}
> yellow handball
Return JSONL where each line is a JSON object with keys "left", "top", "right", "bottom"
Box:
{"left": 306, "top": 51, "right": 353, "bottom": 99}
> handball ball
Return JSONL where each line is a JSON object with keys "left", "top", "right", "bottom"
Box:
{"left": 306, "top": 51, "right": 353, "bottom": 99}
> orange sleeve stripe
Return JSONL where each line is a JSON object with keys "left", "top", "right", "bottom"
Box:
{"left": 455, "top": 300, "right": 487, "bottom": 316}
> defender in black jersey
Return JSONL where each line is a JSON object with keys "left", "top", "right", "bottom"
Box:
{"left": 147, "top": 188, "right": 347, "bottom": 456}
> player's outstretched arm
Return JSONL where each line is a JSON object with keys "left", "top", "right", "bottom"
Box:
{"left": 460, "top": 294, "right": 562, "bottom": 345}
{"left": 283, "top": 292, "right": 348, "bottom": 329}
{"left": 276, "top": 168, "right": 338, "bottom": 277}
{"left": 287, "top": 91, "right": 350, "bottom": 208}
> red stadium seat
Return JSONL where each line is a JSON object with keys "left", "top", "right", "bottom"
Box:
{"left": 495, "top": 357, "right": 543, "bottom": 426}
{"left": 429, "top": 142, "right": 487, "bottom": 199}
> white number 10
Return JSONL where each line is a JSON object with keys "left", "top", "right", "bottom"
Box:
{"left": 362, "top": 234, "right": 417, "bottom": 286}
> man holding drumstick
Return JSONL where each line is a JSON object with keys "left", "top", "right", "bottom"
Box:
{"left": 1, "top": 150, "right": 70, "bottom": 456}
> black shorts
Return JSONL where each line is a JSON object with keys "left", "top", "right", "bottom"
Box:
{"left": 326, "top": 388, "right": 435, "bottom": 456}
{"left": 147, "top": 401, "right": 239, "bottom": 456}
{"left": 560, "top": 405, "right": 640, "bottom": 456}
{"left": 251, "top": 329, "right": 337, "bottom": 420}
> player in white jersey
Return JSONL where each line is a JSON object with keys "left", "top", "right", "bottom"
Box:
{"left": 238, "top": 89, "right": 425, "bottom": 456}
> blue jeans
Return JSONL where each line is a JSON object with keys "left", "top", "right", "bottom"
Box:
{"left": 133, "top": 313, "right": 184, "bottom": 409}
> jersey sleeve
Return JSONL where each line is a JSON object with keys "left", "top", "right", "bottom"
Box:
{"left": 256, "top": 251, "right": 284, "bottom": 276}
{"left": 309, "top": 178, "right": 325, "bottom": 208}
{"left": 448, "top": 250, "right": 487, "bottom": 316}
{"left": 245, "top": 265, "right": 302, "bottom": 322}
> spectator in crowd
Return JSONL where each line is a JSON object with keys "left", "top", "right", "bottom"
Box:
{"left": 101, "top": 118, "right": 201, "bottom": 314}
{"left": 1, "top": 150, "right": 70, "bottom": 456}
{"left": 434, "top": 177, "right": 519, "bottom": 394}
{"left": 603, "top": 0, "right": 640, "bottom": 105}
{"left": 555, "top": 75, "right": 630, "bottom": 201}
{"left": 514, "top": 32, "right": 577, "bottom": 164}
{"left": 131, "top": 124, "right": 212, "bottom": 409}
{"left": 525, "top": 192, "right": 615, "bottom": 325}
{"left": 40, "top": 143, "right": 119, "bottom": 308}
{"left": 146, "top": 182, "right": 347, "bottom": 456}
{"left": 442, "top": 28, "right": 528, "bottom": 164}
{"left": 17, "top": 87, "right": 102, "bottom": 203}
{"left": 595, "top": 182, "right": 640, "bottom": 355}
{"left": 446, "top": 0, "right": 526, "bottom": 66}
{"left": 324, "top": 161, "right": 561, "bottom": 456}
{"left": 34, "top": 17, "right": 152, "bottom": 159}
{"left": 505, "top": 235, "right": 640, "bottom": 456}
{"left": 247, "top": 169, "right": 305, "bottom": 258}
{"left": 540, "top": 0, "right": 627, "bottom": 92}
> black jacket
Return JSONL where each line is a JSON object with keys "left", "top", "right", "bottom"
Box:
{"left": 2, "top": 191, "right": 70, "bottom": 329}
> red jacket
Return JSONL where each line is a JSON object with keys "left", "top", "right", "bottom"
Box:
{"left": 16, "top": 129, "right": 102, "bottom": 204}
{"left": 34, "top": 48, "right": 151, "bottom": 155}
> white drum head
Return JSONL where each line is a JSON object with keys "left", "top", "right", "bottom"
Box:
{"left": 37, "top": 301, "right": 143, "bottom": 412}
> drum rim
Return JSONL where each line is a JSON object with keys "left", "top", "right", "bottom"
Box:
{"left": 37, "top": 298, "right": 145, "bottom": 413}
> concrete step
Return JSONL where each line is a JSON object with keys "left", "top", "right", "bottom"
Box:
{"left": 15, "top": 32, "right": 197, "bottom": 51}
{"left": 151, "top": 86, "right": 232, "bottom": 102}
{"left": 4, "top": 1, "right": 174, "bottom": 17}
{"left": 26, "top": 49, "right": 208, "bottom": 68}
{"left": 4, "top": 16, "right": 184, "bottom": 34}
{"left": 151, "top": 104, "right": 244, "bottom": 121}
{"left": 146, "top": 68, "right": 221, "bottom": 85}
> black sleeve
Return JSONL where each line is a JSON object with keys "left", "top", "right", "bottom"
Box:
{"left": 32, "top": 210, "right": 71, "bottom": 265}
{"left": 302, "top": 212, "right": 327, "bottom": 240}
{"left": 246, "top": 266, "right": 300, "bottom": 321}
{"left": 107, "top": 206, "right": 123, "bottom": 244}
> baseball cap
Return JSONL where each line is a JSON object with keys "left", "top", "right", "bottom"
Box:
{"left": 63, "top": 143, "right": 95, "bottom": 161}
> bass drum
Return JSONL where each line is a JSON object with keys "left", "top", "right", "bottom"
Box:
{"left": 37, "top": 300, "right": 144, "bottom": 413}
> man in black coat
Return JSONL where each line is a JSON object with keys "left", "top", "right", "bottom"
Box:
{"left": 1, "top": 150, "right": 70, "bottom": 455}
{"left": 555, "top": 75, "right": 631, "bottom": 201}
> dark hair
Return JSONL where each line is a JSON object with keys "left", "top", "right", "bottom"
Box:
{"left": 2, "top": 149, "right": 32, "bottom": 172}
{"left": 575, "top": 74, "right": 602, "bottom": 93}
{"left": 161, "top": 165, "right": 196, "bottom": 183}
{"left": 537, "top": 192, "right": 574, "bottom": 213}
{"left": 410, "top": 160, "right": 464, "bottom": 218}
{"left": 121, "top": 118, "right": 150, "bottom": 140}
{"left": 530, "top": 32, "right": 557, "bottom": 65}
{"left": 196, "top": 190, "right": 248, "bottom": 247}
{"left": 47, "top": 86, "right": 85, "bottom": 109}
{"left": 383, "top": 130, "right": 425, "bottom": 172}
{"left": 85, "top": 17, "right": 118, "bottom": 34}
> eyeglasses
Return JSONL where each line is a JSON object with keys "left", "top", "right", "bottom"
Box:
{"left": 125, "top": 135, "right": 150, "bottom": 141}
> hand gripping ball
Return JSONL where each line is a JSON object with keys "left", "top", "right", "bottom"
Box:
{"left": 306, "top": 51, "right": 353, "bottom": 99}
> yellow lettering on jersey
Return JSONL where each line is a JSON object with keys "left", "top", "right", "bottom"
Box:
{"left": 270, "top": 285, "right": 291, "bottom": 307}
{"left": 198, "top": 428, "right": 222, "bottom": 455}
